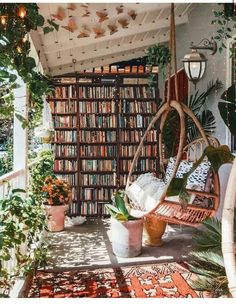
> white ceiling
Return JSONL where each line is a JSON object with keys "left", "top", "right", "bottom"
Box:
{"left": 31, "top": 3, "right": 194, "bottom": 76}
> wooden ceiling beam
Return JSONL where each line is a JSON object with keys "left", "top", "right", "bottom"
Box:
{"left": 47, "top": 33, "right": 168, "bottom": 69}
{"left": 41, "top": 15, "right": 188, "bottom": 55}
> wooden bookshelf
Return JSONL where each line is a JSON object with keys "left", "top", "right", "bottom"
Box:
{"left": 48, "top": 71, "right": 159, "bottom": 217}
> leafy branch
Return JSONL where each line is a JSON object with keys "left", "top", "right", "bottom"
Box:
{"left": 166, "top": 145, "right": 235, "bottom": 206}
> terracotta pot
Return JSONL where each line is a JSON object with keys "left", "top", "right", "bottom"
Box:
{"left": 143, "top": 214, "right": 167, "bottom": 246}
{"left": 111, "top": 217, "right": 143, "bottom": 258}
{"left": 44, "top": 205, "right": 68, "bottom": 232}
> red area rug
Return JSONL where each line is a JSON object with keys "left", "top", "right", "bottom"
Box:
{"left": 26, "top": 262, "right": 203, "bottom": 298}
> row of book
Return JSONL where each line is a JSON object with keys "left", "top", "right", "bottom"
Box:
{"left": 56, "top": 173, "right": 77, "bottom": 186}
{"left": 78, "top": 101, "right": 116, "bottom": 113}
{"left": 123, "top": 78, "right": 149, "bottom": 85}
{"left": 80, "top": 202, "right": 110, "bottom": 216}
{"left": 78, "top": 86, "right": 115, "bottom": 99}
{"left": 54, "top": 160, "right": 77, "bottom": 171}
{"left": 81, "top": 160, "right": 116, "bottom": 171}
{"left": 119, "top": 87, "right": 155, "bottom": 99}
{"left": 89, "top": 65, "right": 158, "bottom": 74}
{"left": 80, "top": 173, "right": 117, "bottom": 186}
{"left": 54, "top": 116, "right": 77, "bottom": 128}
{"left": 120, "top": 159, "right": 157, "bottom": 172}
{"left": 50, "top": 100, "right": 77, "bottom": 113}
{"left": 50, "top": 86, "right": 77, "bottom": 99}
{"left": 55, "top": 130, "right": 77, "bottom": 142}
{"left": 121, "top": 145, "right": 158, "bottom": 157}
{"left": 118, "top": 115, "right": 153, "bottom": 128}
{"left": 55, "top": 145, "right": 77, "bottom": 157}
{"left": 79, "top": 131, "right": 116, "bottom": 143}
{"left": 119, "top": 174, "right": 139, "bottom": 187}
{"left": 80, "top": 188, "right": 114, "bottom": 200}
{"left": 121, "top": 100, "right": 157, "bottom": 113}
{"left": 79, "top": 114, "right": 117, "bottom": 128}
{"left": 80, "top": 145, "right": 117, "bottom": 157}
{"left": 119, "top": 130, "right": 158, "bottom": 142}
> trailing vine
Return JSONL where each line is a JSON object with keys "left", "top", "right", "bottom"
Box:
{"left": 0, "top": 3, "right": 58, "bottom": 127}
{"left": 146, "top": 44, "right": 171, "bottom": 86}
{"left": 211, "top": 3, "right": 236, "bottom": 56}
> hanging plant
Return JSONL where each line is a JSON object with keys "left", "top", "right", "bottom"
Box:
{"left": 0, "top": 3, "right": 59, "bottom": 127}
{"left": 146, "top": 44, "right": 171, "bottom": 87}
{"left": 211, "top": 3, "right": 236, "bottom": 55}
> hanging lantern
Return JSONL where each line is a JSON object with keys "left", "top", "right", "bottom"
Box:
{"left": 181, "top": 49, "right": 207, "bottom": 88}
{"left": 18, "top": 4, "right": 26, "bottom": 19}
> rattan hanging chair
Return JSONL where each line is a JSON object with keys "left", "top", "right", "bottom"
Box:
{"left": 124, "top": 4, "right": 221, "bottom": 228}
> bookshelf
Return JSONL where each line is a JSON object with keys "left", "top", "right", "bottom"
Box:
{"left": 48, "top": 71, "right": 159, "bottom": 217}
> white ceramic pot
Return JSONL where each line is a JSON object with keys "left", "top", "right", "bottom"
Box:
{"left": 111, "top": 217, "right": 143, "bottom": 258}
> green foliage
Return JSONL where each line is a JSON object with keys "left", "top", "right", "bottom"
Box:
{"left": 186, "top": 80, "right": 222, "bottom": 143}
{"left": 105, "top": 191, "right": 138, "bottom": 221}
{"left": 162, "top": 80, "right": 220, "bottom": 158}
{"left": 218, "top": 84, "right": 236, "bottom": 136}
{"left": 187, "top": 214, "right": 236, "bottom": 297}
{"left": 167, "top": 145, "right": 234, "bottom": 206}
{"left": 211, "top": 4, "right": 236, "bottom": 55}
{"left": 0, "top": 139, "right": 13, "bottom": 177}
{"left": 0, "top": 4, "right": 57, "bottom": 127}
{"left": 147, "top": 44, "right": 171, "bottom": 86}
{"left": 29, "top": 150, "right": 55, "bottom": 204}
{"left": 0, "top": 188, "right": 48, "bottom": 296}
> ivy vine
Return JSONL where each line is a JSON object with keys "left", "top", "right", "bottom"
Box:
{"left": 0, "top": 3, "right": 58, "bottom": 127}
{"left": 211, "top": 3, "right": 236, "bottom": 56}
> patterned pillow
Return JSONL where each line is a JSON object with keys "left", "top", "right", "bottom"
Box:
{"left": 164, "top": 157, "right": 193, "bottom": 184}
{"left": 164, "top": 157, "right": 211, "bottom": 191}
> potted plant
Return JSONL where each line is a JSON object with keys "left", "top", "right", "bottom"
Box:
{"left": 42, "top": 176, "right": 72, "bottom": 232}
{"left": 35, "top": 127, "right": 54, "bottom": 144}
{"left": 105, "top": 191, "right": 143, "bottom": 258}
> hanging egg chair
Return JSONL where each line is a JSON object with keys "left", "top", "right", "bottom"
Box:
{"left": 124, "top": 4, "right": 220, "bottom": 228}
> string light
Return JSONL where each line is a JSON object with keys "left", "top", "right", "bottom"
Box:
{"left": 18, "top": 4, "right": 27, "bottom": 19}
{"left": 16, "top": 45, "right": 22, "bottom": 53}
{"left": 0, "top": 15, "right": 7, "bottom": 26}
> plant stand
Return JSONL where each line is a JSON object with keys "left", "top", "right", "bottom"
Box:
{"left": 44, "top": 205, "right": 68, "bottom": 232}
{"left": 143, "top": 214, "right": 167, "bottom": 246}
{"left": 111, "top": 218, "right": 143, "bottom": 258}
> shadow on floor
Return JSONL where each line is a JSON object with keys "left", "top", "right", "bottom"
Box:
{"left": 45, "top": 218, "right": 196, "bottom": 272}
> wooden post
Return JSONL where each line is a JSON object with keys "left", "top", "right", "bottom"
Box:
{"left": 13, "top": 73, "right": 28, "bottom": 189}
{"left": 222, "top": 157, "right": 236, "bottom": 298}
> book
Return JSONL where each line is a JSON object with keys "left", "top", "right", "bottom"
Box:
{"left": 152, "top": 66, "right": 159, "bottom": 73}
{"left": 118, "top": 68, "right": 125, "bottom": 73}
{"left": 94, "top": 67, "right": 102, "bottom": 73}
{"left": 110, "top": 65, "right": 118, "bottom": 73}
{"left": 145, "top": 65, "right": 152, "bottom": 73}
{"left": 103, "top": 65, "right": 110, "bottom": 73}
{"left": 125, "top": 66, "right": 130, "bottom": 73}
{"left": 138, "top": 65, "right": 144, "bottom": 73}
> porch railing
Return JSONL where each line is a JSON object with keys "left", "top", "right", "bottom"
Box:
{"left": 0, "top": 164, "right": 35, "bottom": 295}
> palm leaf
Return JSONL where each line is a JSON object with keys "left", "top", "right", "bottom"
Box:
{"left": 186, "top": 79, "right": 222, "bottom": 143}
{"left": 187, "top": 110, "right": 216, "bottom": 143}
{"left": 187, "top": 79, "right": 222, "bottom": 112}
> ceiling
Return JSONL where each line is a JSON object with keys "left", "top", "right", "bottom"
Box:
{"left": 31, "top": 3, "right": 194, "bottom": 76}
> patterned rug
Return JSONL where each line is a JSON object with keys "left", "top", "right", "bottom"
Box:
{"left": 26, "top": 262, "right": 204, "bottom": 298}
